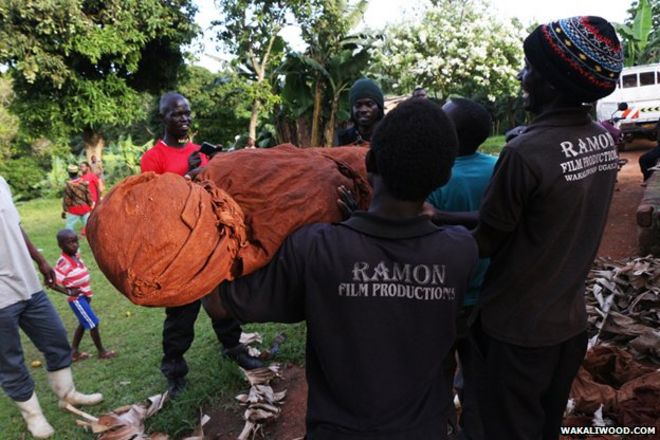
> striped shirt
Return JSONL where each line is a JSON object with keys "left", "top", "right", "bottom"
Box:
{"left": 54, "top": 253, "right": 93, "bottom": 303}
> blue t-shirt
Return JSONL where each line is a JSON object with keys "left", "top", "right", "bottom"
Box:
{"left": 427, "top": 152, "right": 497, "bottom": 305}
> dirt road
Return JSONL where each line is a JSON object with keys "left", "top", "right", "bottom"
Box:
{"left": 597, "top": 149, "right": 646, "bottom": 259}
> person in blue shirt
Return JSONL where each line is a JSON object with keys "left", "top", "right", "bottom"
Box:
{"left": 426, "top": 97, "right": 496, "bottom": 440}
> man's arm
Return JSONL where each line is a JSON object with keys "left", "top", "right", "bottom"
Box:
{"left": 472, "top": 221, "right": 509, "bottom": 258}
{"left": 49, "top": 283, "right": 81, "bottom": 297}
{"left": 20, "top": 227, "right": 55, "bottom": 287}
{"left": 423, "top": 202, "right": 479, "bottom": 229}
{"left": 202, "top": 234, "right": 306, "bottom": 324}
{"left": 473, "top": 147, "right": 537, "bottom": 257}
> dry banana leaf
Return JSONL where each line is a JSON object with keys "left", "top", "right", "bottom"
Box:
{"left": 67, "top": 392, "right": 169, "bottom": 440}
{"left": 235, "top": 363, "right": 288, "bottom": 440}
{"left": 629, "top": 330, "right": 660, "bottom": 361}
{"left": 241, "top": 364, "right": 281, "bottom": 386}
{"left": 239, "top": 332, "right": 263, "bottom": 345}
{"left": 584, "top": 257, "right": 659, "bottom": 360}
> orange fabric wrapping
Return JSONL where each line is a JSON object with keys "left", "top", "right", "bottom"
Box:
{"left": 87, "top": 173, "right": 247, "bottom": 307}
{"left": 88, "top": 144, "right": 370, "bottom": 307}
{"left": 197, "top": 144, "right": 370, "bottom": 276}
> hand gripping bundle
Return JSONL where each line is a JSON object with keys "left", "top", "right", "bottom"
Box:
{"left": 87, "top": 144, "right": 370, "bottom": 307}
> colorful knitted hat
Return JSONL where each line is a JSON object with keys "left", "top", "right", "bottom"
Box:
{"left": 523, "top": 16, "right": 623, "bottom": 102}
{"left": 349, "top": 78, "right": 384, "bottom": 110}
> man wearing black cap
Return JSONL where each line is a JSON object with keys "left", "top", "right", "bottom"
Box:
{"left": 468, "top": 16, "right": 624, "bottom": 440}
{"left": 335, "top": 78, "right": 384, "bottom": 146}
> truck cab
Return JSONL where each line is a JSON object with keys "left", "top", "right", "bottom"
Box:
{"left": 596, "top": 63, "right": 660, "bottom": 142}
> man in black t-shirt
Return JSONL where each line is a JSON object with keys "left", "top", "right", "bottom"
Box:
{"left": 204, "top": 99, "right": 478, "bottom": 439}
{"left": 468, "top": 17, "right": 624, "bottom": 440}
{"left": 335, "top": 78, "right": 384, "bottom": 146}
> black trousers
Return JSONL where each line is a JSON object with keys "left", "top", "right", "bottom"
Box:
{"left": 472, "top": 319, "right": 587, "bottom": 440}
{"left": 160, "top": 299, "right": 242, "bottom": 380}
{"left": 639, "top": 145, "right": 660, "bottom": 181}
{"left": 449, "top": 306, "right": 484, "bottom": 440}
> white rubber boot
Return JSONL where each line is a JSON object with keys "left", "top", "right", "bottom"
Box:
{"left": 15, "top": 392, "right": 55, "bottom": 438}
{"left": 47, "top": 367, "right": 103, "bottom": 408}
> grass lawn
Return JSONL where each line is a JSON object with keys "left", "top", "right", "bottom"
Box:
{"left": 479, "top": 135, "right": 506, "bottom": 155}
{"left": 0, "top": 198, "right": 306, "bottom": 439}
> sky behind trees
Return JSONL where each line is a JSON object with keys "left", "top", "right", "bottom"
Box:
{"left": 191, "top": 0, "right": 630, "bottom": 72}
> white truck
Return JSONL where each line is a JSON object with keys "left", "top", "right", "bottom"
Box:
{"left": 596, "top": 63, "right": 660, "bottom": 143}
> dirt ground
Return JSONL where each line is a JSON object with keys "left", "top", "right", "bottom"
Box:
{"left": 202, "top": 148, "right": 649, "bottom": 440}
{"left": 597, "top": 148, "right": 646, "bottom": 259}
{"left": 203, "top": 364, "right": 307, "bottom": 440}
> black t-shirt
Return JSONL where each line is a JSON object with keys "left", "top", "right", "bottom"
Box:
{"left": 478, "top": 107, "right": 618, "bottom": 346}
{"left": 220, "top": 212, "right": 478, "bottom": 439}
{"left": 336, "top": 126, "right": 370, "bottom": 146}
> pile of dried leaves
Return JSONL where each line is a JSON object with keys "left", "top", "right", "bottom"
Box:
{"left": 67, "top": 393, "right": 170, "bottom": 440}
{"left": 235, "top": 364, "right": 287, "bottom": 440}
{"left": 66, "top": 331, "right": 288, "bottom": 439}
{"left": 68, "top": 393, "right": 211, "bottom": 440}
{"left": 564, "top": 256, "right": 660, "bottom": 437}
{"left": 585, "top": 256, "right": 660, "bottom": 361}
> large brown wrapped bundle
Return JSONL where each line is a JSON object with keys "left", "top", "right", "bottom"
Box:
{"left": 87, "top": 173, "right": 247, "bottom": 307}
{"left": 88, "top": 144, "right": 370, "bottom": 307}
{"left": 326, "top": 143, "right": 369, "bottom": 178}
{"left": 197, "top": 144, "right": 370, "bottom": 275}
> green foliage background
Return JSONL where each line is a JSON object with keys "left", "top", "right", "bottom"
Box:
{"left": 1, "top": 0, "right": 655, "bottom": 200}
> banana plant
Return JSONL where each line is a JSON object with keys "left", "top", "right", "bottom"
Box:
{"left": 280, "top": 0, "right": 371, "bottom": 147}
{"left": 616, "top": 0, "right": 654, "bottom": 66}
{"left": 280, "top": 33, "right": 373, "bottom": 147}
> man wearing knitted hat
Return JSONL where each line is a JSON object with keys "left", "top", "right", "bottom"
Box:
{"left": 335, "top": 78, "right": 384, "bottom": 146}
{"left": 466, "top": 16, "right": 624, "bottom": 439}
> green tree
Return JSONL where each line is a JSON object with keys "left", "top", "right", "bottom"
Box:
{"left": 214, "top": 0, "right": 306, "bottom": 145}
{"left": 371, "top": 0, "right": 523, "bottom": 99}
{"left": 177, "top": 65, "right": 252, "bottom": 147}
{"left": 619, "top": 0, "right": 660, "bottom": 65}
{"left": 0, "top": 0, "right": 198, "bottom": 160}
{"left": 0, "top": 75, "right": 19, "bottom": 159}
{"left": 369, "top": 0, "right": 524, "bottom": 131}
{"left": 288, "top": 0, "right": 369, "bottom": 147}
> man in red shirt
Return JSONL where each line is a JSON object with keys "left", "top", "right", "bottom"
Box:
{"left": 79, "top": 162, "right": 102, "bottom": 204}
{"left": 141, "top": 92, "right": 262, "bottom": 397}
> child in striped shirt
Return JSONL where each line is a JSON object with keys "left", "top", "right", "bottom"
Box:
{"left": 52, "top": 229, "right": 116, "bottom": 361}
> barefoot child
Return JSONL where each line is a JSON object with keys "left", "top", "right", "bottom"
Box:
{"left": 52, "top": 229, "right": 116, "bottom": 361}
